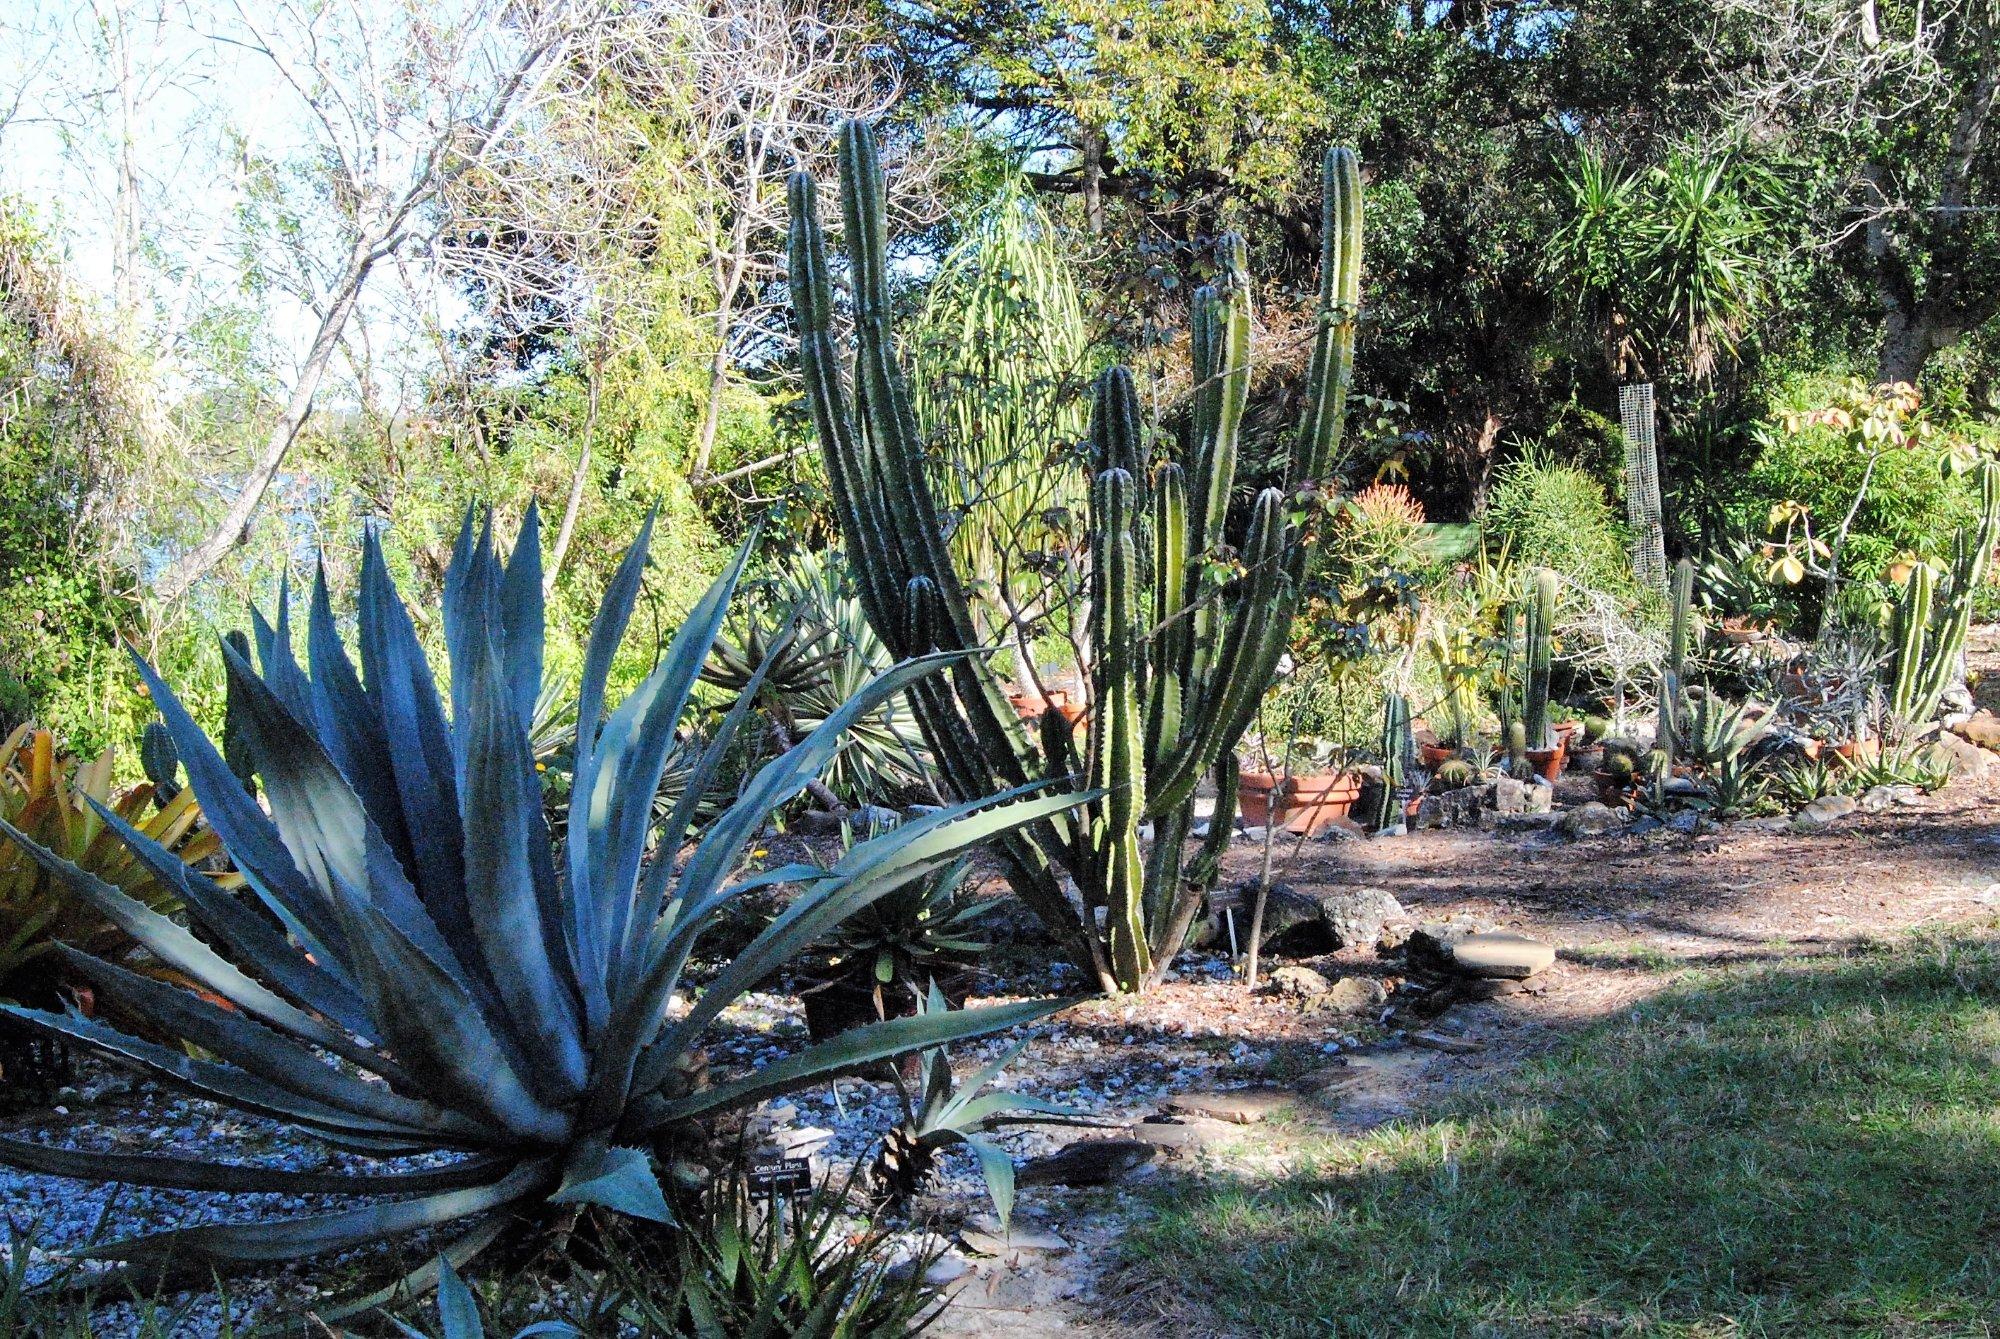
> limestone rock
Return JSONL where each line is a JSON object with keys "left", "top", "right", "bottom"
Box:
{"left": 1793, "top": 793, "right": 1857, "bottom": 830}
{"left": 1951, "top": 709, "right": 2000, "bottom": 752}
{"left": 1932, "top": 727, "right": 1991, "bottom": 780}
{"left": 1249, "top": 884, "right": 1405, "bottom": 957}
{"left": 1310, "top": 974, "right": 1390, "bottom": 1015}
{"left": 1558, "top": 801, "right": 1624, "bottom": 839}
{"left": 1404, "top": 916, "right": 1497, "bottom": 974}
{"left": 1449, "top": 930, "right": 1556, "bottom": 980}
{"left": 1131, "top": 1115, "right": 1238, "bottom": 1156}
{"left": 1263, "top": 965, "right": 1332, "bottom": 999}
{"left": 1415, "top": 786, "right": 1484, "bottom": 829}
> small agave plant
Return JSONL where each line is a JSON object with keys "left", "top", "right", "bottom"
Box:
{"left": 0, "top": 510, "right": 1083, "bottom": 1310}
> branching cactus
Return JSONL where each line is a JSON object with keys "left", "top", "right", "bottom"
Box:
{"left": 1523, "top": 569, "right": 1557, "bottom": 750}
{"left": 788, "top": 121, "right": 1362, "bottom": 993}
{"left": 1891, "top": 459, "right": 2000, "bottom": 725}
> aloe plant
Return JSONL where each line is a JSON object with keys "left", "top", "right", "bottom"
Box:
{"left": 789, "top": 120, "right": 1361, "bottom": 993}
{"left": 0, "top": 511, "right": 1083, "bottom": 1310}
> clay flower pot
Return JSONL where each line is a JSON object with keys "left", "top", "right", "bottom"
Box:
{"left": 1005, "top": 687, "right": 1086, "bottom": 728}
{"left": 1237, "top": 767, "right": 1363, "bottom": 837}
{"left": 1419, "top": 742, "right": 1457, "bottom": 769}
{"left": 1592, "top": 769, "right": 1637, "bottom": 808}
{"left": 1524, "top": 738, "right": 1567, "bottom": 783}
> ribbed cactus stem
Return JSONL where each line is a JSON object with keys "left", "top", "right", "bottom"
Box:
{"left": 1375, "top": 691, "right": 1411, "bottom": 830}
{"left": 1087, "top": 464, "right": 1150, "bottom": 987}
{"left": 787, "top": 121, "right": 1363, "bottom": 995}
{"left": 1523, "top": 569, "right": 1556, "bottom": 750}
{"left": 1890, "top": 561, "right": 1937, "bottom": 722}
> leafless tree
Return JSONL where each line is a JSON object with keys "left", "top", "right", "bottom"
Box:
{"left": 153, "top": 0, "right": 603, "bottom": 601}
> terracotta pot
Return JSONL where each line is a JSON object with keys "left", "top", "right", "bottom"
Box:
{"left": 1419, "top": 743, "right": 1457, "bottom": 769}
{"left": 1005, "top": 688, "right": 1086, "bottom": 728}
{"left": 1237, "top": 768, "right": 1363, "bottom": 837}
{"left": 1524, "top": 740, "right": 1567, "bottom": 783}
{"left": 1592, "top": 769, "right": 1637, "bottom": 808}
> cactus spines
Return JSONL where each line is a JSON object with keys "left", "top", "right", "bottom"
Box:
{"left": 1523, "top": 569, "right": 1557, "bottom": 750}
{"left": 788, "top": 121, "right": 1361, "bottom": 994}
{"left": 1891, "top": 459, "right": 2000, "bottom": 724}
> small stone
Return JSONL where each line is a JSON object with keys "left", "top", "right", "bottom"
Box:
{"left": 1491, "top": 811, "right": 1561, "bottom": 833}
{"left": 1794, "top": 794, "right": 1858, "bottom": 829}
{"left": 1405, "top": 917, "right": 1499, "bottom": 974}
{"left": 901, "top": 804, "right": 946, "bottom": 822}
{"left": 1015, "top": 1138, "right": 1158, "bottom": 1187}
{"left": 1934, "top": 727, "right": 1992, "bottom": 780}
{"left": 852, "top": 804, "right": 902, "bottom": 831}
{"left": 1410, "top": 1030, "right": 1486, "bottom": 1054}
{"left": 960, "top": 1221, "right": 1070, "bottom": 1256}
{"left": 1628, "top": 815, "right": 1663, "bottom": 836}
{"left": 1449, "top": 931, "right": 1556, "bottom": 980}
{"left": 1558, "top": 802, "right": 1624, "bottom": 839}
{"left": 1263, "top": 965, "right": 1332, "bottom": 999}
{"left": 1311, "top": 974, "right": 1389, "bottom": 1015}
{"left": 1666, "top": 810, "right": 1704, "bottom": 835}
{"left": 1525, "top": 778, "right": 1555, "bottom": 813}
{"left": 1164, "top": 1089, "right": 1295, "bottom": 1125}
{"left": 1490, "top": 776, "right": 1529, "bottom": 813}
{"left": 791, "top": 809, "right": 844, "bottom": 835}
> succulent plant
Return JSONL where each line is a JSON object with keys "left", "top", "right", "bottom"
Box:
{"left": 0, "top": 724, "right": 225, "bottom": 1014}
{"left": 0, "top": 511, "right": 1084, "bottom": 1310}
{"left": 1890, "top": 459, "right": 2000, "bottom": 725}
{"left": 1522, "top": 569, "right": 1557, "bottom": 750}
{"left": 1374, "top": 691, "right": 1412, "bottom": 829}
{"left": 870, "top": 984, "right": 1093, "bottom": 1225}
{"left": 789, "top": 120, "right": 1362, "bottom": 994}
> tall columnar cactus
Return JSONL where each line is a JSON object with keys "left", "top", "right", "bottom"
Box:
{"left": 1660, "top": 557, "right": 1694, "bottom": 763}
{"left": 789, "top": 122, "right": 1362, "bottom": 994}
{"left": 1891, "top": 459, "right": 2000, "bottom": 724}
{"left": 1374, "top": 691, "right": 1412, "bottom": 831}
{"left": 1523, "top": 569, "right": 1557, "bottom": 750}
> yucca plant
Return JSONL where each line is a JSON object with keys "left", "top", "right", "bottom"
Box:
{"left": 0, "top": 510, "right": 1084, "bottom": 1311}
{"left": 870, "top": 984, "right": 1094, "bottom": 1225}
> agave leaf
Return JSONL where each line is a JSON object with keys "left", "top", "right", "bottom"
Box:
{"left": 0, "top": 1005, "right": 449, "bottom": 1141}
{"left": 81, "top": 1157, "right": 553, "bottom": 1264}
{"left": 586, "top": 536, "right": 755, "bottom": 994}
{"left": 359, "top": 528, "right": 474, "bottom": 966}
{"left": 327, "top": 880, "right": 568, "bottom": 1144}
{"left": 220, "top": 638, "right": 474, "bottom": 990}
{"left": 0, "top": 1135, "right": 510, "bottom": 1195}
{"left": 126, "top": 647, "right": 348, "bottom": 964}
{"left": 434, "top": 1257, "right": 483, "bottom": 1339}
{"left": 501, "top": 503, "right": 546, "bottom": 732}
{"left": 54, "top": 948, "right": 480, "bottom": 1136}
{"left": 307, "top": 559, "right": 412, "bottom": 867}
{"left": 547, "top": 1143, "right": 674, "bottom": 1224}
{"left": 63, "top": 801, "right": 380, "bottom": 1054}
{"left": 960, "top": 1133, "right": 1017, "bottom": 1228}
{"left": 648, "top": 994, "right": 1074, "bottom": 1124}
{"left": 460, "top": 633, "right": 586, "bottom": 1096}
{"left": 318, "top": 1216, "right": 513, "bottom": 1324}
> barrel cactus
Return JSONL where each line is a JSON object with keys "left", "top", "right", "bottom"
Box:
{"left": 788, "top": 121, "right": 1362, "bottom": 993}
{"left": 0, "top": 512, "right": 1081, "bottom": 1309}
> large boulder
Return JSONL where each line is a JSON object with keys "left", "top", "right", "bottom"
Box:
{"left": 1251, "top": 884, "right": 1406, "bottom": 957}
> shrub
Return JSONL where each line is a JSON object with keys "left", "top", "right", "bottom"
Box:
{"left": 1481, "top": 447, "right": 1637, "bottom": 598}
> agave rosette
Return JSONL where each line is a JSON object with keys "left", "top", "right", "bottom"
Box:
{"left": 0, "top": 510, "right": 1083, "bottom": 1302}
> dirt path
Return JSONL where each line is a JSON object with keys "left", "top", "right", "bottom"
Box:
{"left": 932, "top": 739, "right": 2000, "bottom": 1337}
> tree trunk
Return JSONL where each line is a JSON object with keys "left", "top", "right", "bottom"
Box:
{"left": 155, "top": 235, "right": 379, "bottom": 600}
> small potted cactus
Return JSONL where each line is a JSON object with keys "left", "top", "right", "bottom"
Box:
{"left": 1593, "top": 737, "right": 1646, "bottom": 807}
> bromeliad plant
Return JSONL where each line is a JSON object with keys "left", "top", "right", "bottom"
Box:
{"left": 0, "top": 723, "right": 225, "bottom": 1011}
{"left": 0, "top": 512, "right": 1084, "bottom": 1308}
{"left": 790, "top": 120, "right": 1363, "bottom": 993}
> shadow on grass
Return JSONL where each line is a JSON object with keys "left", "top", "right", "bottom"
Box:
{"left": 1117, "top": 928, "right": 2000, "bottom": 1338}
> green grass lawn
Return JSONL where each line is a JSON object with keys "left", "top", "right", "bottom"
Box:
{"left": 1124, "top": 930, "right": 2000, "bottom": 1337}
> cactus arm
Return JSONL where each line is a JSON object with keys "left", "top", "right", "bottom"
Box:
{"left": 1375, "top": 692, "right": 1411, "bottom": 829}
{"left": 1906, "top": 459, "right": 2000, "bottom": 722}
{"left": 1146, "top": 463, "right": 1191, "bottom": 770}
{"left": 1524, "top": 569, "right": 1555, "bottom": 750}
{"left": 1086, "top": 467, "right": 1151, "bottom": 988}
{"left": 1890, "top": 562, "right": 1936, "bottom": 722}
{"left": 1293, "top": 147, "right": 1362, "bottom": 493}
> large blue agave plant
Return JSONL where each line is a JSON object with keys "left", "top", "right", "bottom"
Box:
{"left": 0, "top": 511, "right": 1082, "bottom": 1310}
